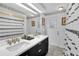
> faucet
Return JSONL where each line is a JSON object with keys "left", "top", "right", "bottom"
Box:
{"left": 7, "top": 39, "right": 12, "bottom": 45}
{"left": 7, "top": 36, "right": 20, "bottom": 45}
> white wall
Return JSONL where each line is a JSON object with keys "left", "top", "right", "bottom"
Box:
{"left": 27, "top": 14, "right": 47, "bottom": 35}
{"left": 27, "top": 13, "right": 66, "bottom": 48}
{"left": 40, "top": 14, "right": 47, "bottom": 35}
{"left": 28, "top": 17, "right": 40, "bottom": 34}
{"left": 24, "top": 16, "right": 28, "bottom": 35}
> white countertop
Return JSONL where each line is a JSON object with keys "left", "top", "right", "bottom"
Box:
{"left": 0, "top": 35, "right": 48, "bottom": 56}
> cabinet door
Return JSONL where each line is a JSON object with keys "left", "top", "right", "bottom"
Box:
{"left": 28, "top": 43, "right": 41, "bottom": 56}
{"left": 39, "top": 38, "right": 48, "bottom": 56}
{"left": 28, "top": 38, "right": 48, "bottom": 56}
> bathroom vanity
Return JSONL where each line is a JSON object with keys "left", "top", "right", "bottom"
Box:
{"left": 0, "top": 35, "right": 48, "bottom": 56}
{"left": 19, "top": 37, "right": 48, "bottom": 56}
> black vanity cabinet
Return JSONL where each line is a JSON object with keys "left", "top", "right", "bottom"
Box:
{"left": 19, "top": 37, "right": 48, "bottom": 56}
{"left": 28, "top": 37, "right": 48, "bottom": 56}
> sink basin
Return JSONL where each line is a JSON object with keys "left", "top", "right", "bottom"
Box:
{"left": 6, "top": 42, "right": 29, "bottom": 52}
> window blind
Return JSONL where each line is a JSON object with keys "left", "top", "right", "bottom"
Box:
{"left": 0, "top": 17, "right": 24, "bottom": 40}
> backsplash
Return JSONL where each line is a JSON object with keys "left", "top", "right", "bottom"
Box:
{"left": 64, "top": 3, "right": 79, "bottom": 56}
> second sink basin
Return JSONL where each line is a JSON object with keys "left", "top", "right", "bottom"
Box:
{"left": 6, "top": 42, "right": 29, "bottom": 52}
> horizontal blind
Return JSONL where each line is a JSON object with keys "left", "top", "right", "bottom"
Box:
{"left": 0, "top": 17, "right": 24, "bottom": 40}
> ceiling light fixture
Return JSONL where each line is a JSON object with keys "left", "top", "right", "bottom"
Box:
{"left": 26, "top": 3, "right": 42, "bottom": 13}
{"left": 58, "top": 6, "right": 64, "bottom": 11}
{"left": 16, "top": 3, "right": 37, "bottom": 14}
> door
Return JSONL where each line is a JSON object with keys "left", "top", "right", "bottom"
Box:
{"left": 46, "top": 16, "right": 58, "bottom": 46}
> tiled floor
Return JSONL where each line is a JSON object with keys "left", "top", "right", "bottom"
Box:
{"left": 46, "top": 45, "right": 65, "bottom": 56}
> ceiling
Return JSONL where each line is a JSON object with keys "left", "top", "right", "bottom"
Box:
{"left": 33, "top": 3, "right": 69, "bottom": 14}
{"left": 0, "top": 3, "right": 69, "bottom": 18}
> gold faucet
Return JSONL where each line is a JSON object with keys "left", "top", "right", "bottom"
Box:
{"left": 7, "top": 39, "right": 12, "bottom": 45}
{"left": 7, "top": 36, "right": 20, "bottom": 45}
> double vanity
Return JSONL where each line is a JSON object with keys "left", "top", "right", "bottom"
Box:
{"left": 0, "top": 35, "right": 48, "bottom": 56}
